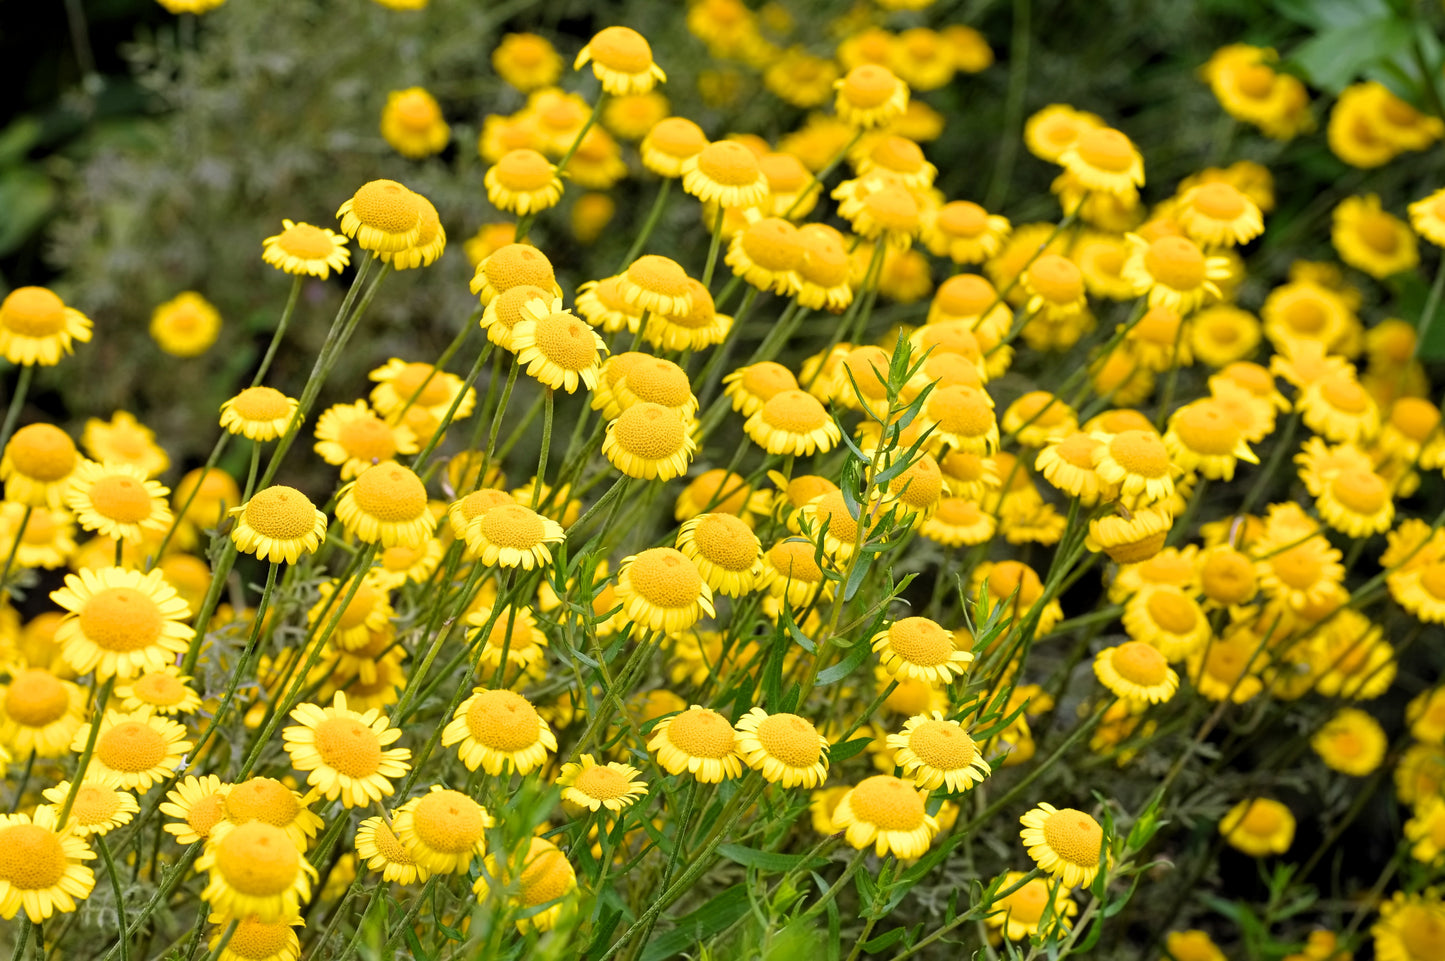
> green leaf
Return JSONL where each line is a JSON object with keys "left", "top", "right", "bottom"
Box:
{"left": 1273, "top": 0, "right": 1394, "bottom": 29}
{"left": 718, "top": 844, "right": 828, "bottom": 873}
{"left": 829, "top": 736, "right": 874, "bottom": 763}
{"left": 638, "top": 885, "right": 750, "bottom": 961}
{"left": 1288, "top": 16, "right": 1414, "bottom": 94}
{"left": 816, "top": 641, "right": 871, "bottom": 685}
{"left": 860, "top": 928, "right": 906, "bottom": 952}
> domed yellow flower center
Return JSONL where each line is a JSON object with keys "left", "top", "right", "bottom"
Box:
{"left": 1191, "top": 183, "right": 1246, "bottom": 220}
{"left": 88, "top": 475, "right": 153, "bottom": 523}
{"left": 1200, "top": 549, "right": 1254, "bottom": 603}
{"left": 690, "top": 514, "right": 758, "bottom": 571}
{"left": 80, "top": 588, "right": 163, "bottom": 652}
{"left": 1109, "top": 430, "right": 1170, "bottom": 478}
{"left": 668, "top": 708, "right": 738, "bottom": 759}
{"left": 1, "top": 288, "right": 67, "bottom": 337}
{"left": 848, "top": 776, "right": 925, "bottom": 830}
{"left": 809, "top": 491, "right": 858, "bottom": 544}
{"left": 1013, "top": 392, "right": 1070, "bottom": 427}
{"left": 697, "top": 141, "right": 762, "bottom": 187}
{"left": 214, "top": 822, "right": 300, "bottom": 896}
{"left": 311, "top": 717, "right": 383, "bottom": 778}
{"left": 588, "top": 25, "right": 652, "bottom": 72}
{"left": 740, "top": 219, "right": 803, "bottom": 271}
{"left": 864, "top": 185, "right": 920, "bottom": 231}
{"left": 1235, "top": 63, "right": 1275, "bottom": 98}
{"left": 495, "top": 149, "right": 556, "bottom": 192}
{"left": 1239, "top": 801, "right": 1281, "bottom": 835}
{"left": 910, "top": 720, "right": 977, "bottom": 769}
{"left": 131, "top": 672, "right": 188, "bottom": 706}
{"left": 466, "top": 690, "right": 541, "bottom": 751}
{"left": 412, "top": 790, "right": 485, "bottom": 852}
{"left": 533, "top": 312, "right": 599, "bottom": 371}
{"left": 739, "top": 362, "right": 796, "bottom": 402}
{"left": 1000, "top": 878, "right": 1050, "bottom": 923}
{"left": 1146, "top": 591, "right": 1197, "bottom": 634}
{"left": 5, "top": 670, "right": 69, "bottom": 727}
{"left": 227, "top": 917, "right": 296, "bottom": 961}
{"left": 800, "top": 233, "right": 851, "bottom": 286}
{"left": 839, "top": 65, "right": 898, "bottom": 109}
{"left": 96, "top": 720, "right": 167, "bottom": 772}
{"left": 1397, "top": 904, "right": 1445, "bottom": 960}
{"left": 71, "top": 784, "right": 121, "bottom": 825}
{"left": 1110, "top": 641, "right": 1168, "bottom": 686}
{"left": 1027, "top": 255, "right": 1084, "bottom": 304}
{"left": 1390, "top": 398, "right": 1441, "bottom": 441}
{"left": 612, "top": 404, "right": 687, "bottom": 459}
{"left": 483, "top": 250, "right": 553, "bottom": 302}
{"left": 519, "top": 843, "right": 573, "bottom": 905}
{"left": 1329, "top": 727, "right": 1363, "bottom": 757}
{"left": 935, "top": 275, "right": 997, "bottom": 316}
{"left": 1356, "top": 211, "right": 1400, "bottom": 254}
{"left": 1042, "top": 807, "right": 1103, "bottom": 866}
{"left": 0, "top": 824, "right": 67, "bottom": 891}
{"left": 1053, "top": 433, "right": 1100, "bottom": 468}
{"left": 8, "top": 424, "right": 77, "bottom": 479}
{"left": 229, "top": 387, "right": 292, "bottom": 423}
{"left": 479, "top": 503, "right": 547, "bottom": 549}
{"left": 1203, "top": 639, "right": 1251, "bottom": 684}
{"left": 1319, "top": 375, "right": 1370, "bottom": 414}
{"left": 1075, "top": 128, "right": 1135, "bottom": 172}
{"left": 1331, "top": 468, "right": 1387, "bottom": 514}
{"left": 336, "top": 413, "right": 397, "bottom": 463}
{"left": 394, "top": 91, "right": 439, "bottom": 130}
{"left": 1175, "top": 404, "right": 1241, "bottom": 455}
{"left": 887, "top": 617, "right": 954, "bottom": 667}
{"left": 768, "top": 540, "right": 823, "bottom": 581}
{"left": 937, "top": 498, "right": 985, "bottom": 526}
{"left": 1272, "top": 545, "right": 1325, "bottom": 590}
{"left": 890, "top": 456, "right": 942, "bottom": 507}
{"left": 985, "top": 561, "right": 1043, "bottom": 606}
{"left": 1144, "top": 237, "right": 1206, "bottom": 290}
{"left": 185, "top": 792, "right": 226, "bottom": 837}
{"left": 389, "top": 364, "right": 449, "bottom": 408}
{"left": 244, "top": 486, "right": 319, "bottom": 541}
{"left": 627, "top": 547, "right": 703, "bottom": 607}
{"left": 626, "top": 255, "right": 690, "bottom": 297}
{"left": 276, "top": 223, "right": 336, "bottom": 260}
{"left": 351, "top": 464, "right": 428, "bottom": 522}
{"left": 454, "top": 490, "right": 512, "bottom": 526}
{"left": 649, "top": 118, "right": 707, "bottom": 158}
{"left": 761, "top": 153, "right": 808, "bottom": 192}
{"left": 929, "top": 386, "right": 993, "bottom": 437}
{"left": 872, "top": 135, "right": 925, "bottom": 173}
{"left": 349, "top": 180, "right": 420, "bottom": 236}
{"left": 225, "top": 778, "right": 300, "bottom": 827}
{"left": 367, "top": 817, "right": 413, "bottom": 864}
{"left": 761, "top": 390, "right": 830, "bottom": 433}
{"left": 1420, "top": 564, "right": 1445, "bottom": 601}
{"left": 1132, "top": 307, "right": 1182, "bottom": 347}
{"left": 575, "top": 765, "right": 631, "bottom": 800}
{"left": 755, "top": 713, "right": 822, "bottom": 767}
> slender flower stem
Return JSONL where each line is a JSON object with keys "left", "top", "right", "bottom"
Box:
{"left": 57, "top": 677, "right": 114, "bottom": 825}
{"left": 618, "top": 178, "right": 673, "bottom": 270}
{"left": 252, "top": 274, "right": 303, "bottom": 387}
{"left": 150, "top": 432, "right": 230, "bottom": 566}
{"left": 1415, "top": 249, "right": 1445, "bottom": 361}
{"left": 533, "top": 389, "right": 555, "bottom": 505}
{"left": 187, "top": 562, "right": 280, "bottom": 765}
{"left": 0, "top": 363, "right": 35, "bottom": 458}
{"left": 481, "top": 361, "right": 520, "bottom": 475}
{"left": 0, "top": 504, "right": 31, "bottom": 590}
{"left": 784, "top": 129, "right": 863, "bottom": 219}
{"left": 95, "top": 836, "right": 130, "bottom": 961}
{"left": 413, "top": 339, "right": 494, "bottom": 471}
{"left": 702, "top": 204, "right": 726, "bottom": 289}
{"left": 202, "top": 921, "right": 236, "bottom": 961}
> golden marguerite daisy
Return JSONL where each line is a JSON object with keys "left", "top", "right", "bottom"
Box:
{"left": 575, "top": 276, "right": 640, "bottom": 334}
{"left": 82, "top": 411, "right": 169, "bottom": 478}
{"left": 1020, "top": 802, "right": 1108, "bottom": 888}
{"left": 80, "top": 708, "right": 193, "bottom": 792}
{"left": 872, "top": 616, "right": 974, "bottom": 685}
{"left": 834, "top": 64, "right": 909, "bottom": 129}
{"left": 726, "top": 219, "right": 804, "bottom": 297}
{"left": 335, "top": 462, "right": 435, "bottom": 549}
{"left": 336, "top": 179, "right": 423, "bottom": 253}
{"left": 575, "top": 25, "right": 666, "bottom": 95}
{"left": 464, "top": 502, "right": 564, "bottom": 570}
{"left": 512, "top": 301, "right": 607, "bottom": 393}
{"left": 1390, "top": 560, "right": 1445, "bottom": 625}
{"left": 229, "top": 486, "right": 328, "bottom": 565}
{"left": 1218, "top": 797, "right": 1294, "bottom": 857}
{"left": 380, "top": 86, "right": 450, "bottom": 160}
{"left": 262, "top": 219, "right": 350, "bottom": 279}
{"left": 681, "top": 140, "right": 769, "bottom": 210}
{"left": 1311, "top": 707, "right": 1386, "bottom": 776}
{"left": 1059, "top": 127, "right": 1144, "bottom": 197}
{"left": 485, "top": 149, "right": 564, "bottom": 216}
{"left": 640, "top": 116, "right": 708, "bottom": 178}
{"left": 1122, "top": 585, "right": 1210, "bottom": 661}
{"left": 758, "top": 538, "right": 832, "bottom": 609}
{"left": 832, "top": 775, "right": 938, "bottom": 858}
{"left": 1372, "top": 890, "right": 1445, "bottom": 961}
{"left": 368, "top": 358, "right": 476, "bottom": 423}
{"left": 1121, "top": 233, "right": 1228, "bottom": 313}
{"left": 160, "top": 775, "right": 229, "bottom": 844}
{"left": 1093, "top": 641, "right": 1179, "bottom": 704}
{"left": 603, "top": 403, "right": 697, "bottom": 481}
{"left": 887, "top": 712, "right": 991, "bottom": 793}
{"left": 441, "top": 688, "right": 556, "bottom": 775}
{"left": 1177, "top": 182, "right": 1264, "bottom": 247}
{"left": 220, "top": 387, "right": 300, "bottom": 443}
{"left": 0, "top": 805, "right": 95, "bottom": 921}
{"left": 745, "top": 389, "right": 841, "bottom": 456}
{"left": 676, "top": 513, "right": 762, "bottom": 597}
{"left": 0, "top": 286, "right": 93, "bottom": 367}
{"left": 648, "top": 705, "right": 744, "bottom": 782}
{"left": 1315, "top": 463, "right": 1394, "bottom": 538}
{"left": 475, "top": 836, "right": 576, "bottom": 933}
{"left": 355, "top": 814, "right": 425, "bottom": 884}
{"left": 65, "top": 460, "right": 173, "bottom": 544}
{"left": 221, "top": 777, "right": 323, "bottom": 852}
{"left": 643, "top": 279, "right": 732, "bottom": 352}
{"left": 282, "top": 693, "right": 411, "bottom": 807}
{"left": 149, "top": 291, "right": 221, "bottom": 358}
{"left": 52, "top": 566, "right": 193, "bottom": 680}
{"left": 116, "top": 666, "right": 201, "bottom": 716}
{"left": 393, "top": 786, "right": 493, "bottom": 875}
{"left": 1164, "top": 398, "right": 1258, "bottom": 481}
{"left": 1, "top": 423, "right": 81, "bottom": 509}
{"left": 724, "top": 362, "right": 799, "bottom": 418}
{"left": 469, "top": 243, "right": 560, "bottom": 307}
{"left": 197, "top": 821, "right": 316, "bottom": 922}
{"left": 1333, "top": 194, "right": 1417, "bottom": 279}
{"left": 556, "top": 755, "right": 648, "bottom": 814}
{"left": 618, "top": 254, "right": 694, "bottom": 317}
{"left": 0, "top": 668, "right": 86, "bottom": 758}
{"left": 207, "top": 914, "right": 302, "bottom": 961}
{"left": 42, "top": 780, "right": 139, "bottom": 837}
{"left": 1091, "top": 429, "right": 1174, "bottom": 507}
{"left": 616, "top": 547, "right": 715, "bottom": 635}
{"left": 1410, "top": 188, "right": 1445, "bottom": 247}
{"left": 734, "top": 707, "right": 829, "bottom": 788}
{"left": 314, "top": 401, "right": 418, "bottom": 480}
{"left": 985, "top": 871, "right": 1078, "bottom": 941}
{"left": 923, "top": 384, "right": 999, "bottom": 454}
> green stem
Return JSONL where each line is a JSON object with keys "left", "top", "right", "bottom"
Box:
{"left": 96, "top": 836, "right": 130, "bottom": 961}
{"left": 618, "top": 178, "right": 673, "bottom": 270}
{"left": 985, "top": 0, "right": 1030, "bottom": 210}
{"left": 187, "top": 562, "right": 280, "bottom": 764}
{"left": 702, "top": 204, "right": 726, "bottom": 289}
{"left": 1415, "top": 247, "right": 1445, "bottom": 361}
{"left": 0, "top": 505, "right": 32, "bottom": 590}
{"left": 532, "top": 390, "right": 554, "bottom": 508}
{"left": 57, "top": 676, "right": 114, "bottom": 825}
{"left": 413, "top": 340, "right": 493, "bottom": 471}
{"left": 201, "top": 921, "right": 236, "bottom": 961}
{"left": 481, "top": 361, "right": 520, "bottom": 474}
{"left": 150, "top": 432, "right": 230, "bottom": 566}
{"left": 0, "top": 364, "right": 35, "bottom": 458}
{"left": 252, "top": 274, "right": 303, "bottom": 387}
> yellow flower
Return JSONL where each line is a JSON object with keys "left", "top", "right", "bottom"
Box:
{"left": 1218, "top": 798, "right": 1294, "bottom": 856}
{"left": 1, "top": 423, "right": 81, "bottom": 509}
{"left": 335, "top": 462, "right": 435, "bottom": 549}
{"left": 282, "top": 692, "right": 411, "bottom": 807}
{"left": 381, "top": 193, "right": 446, "bottom": 270}
{"left": 1121, "top": 233, "right": 1228, "bottom": 313}
{"left": 681, "top": 140, "right": 769, "bottom": 209}
{"left": 229, "top": 486, "right": 328, "bottom": 565}
{"left": 512, "top": 302, "right": 607, "bottom": 392}
{"left": 218, "top": 777, "right": 323, "bottom": 852}
{"left": 640, "top": 117, "right": 708, "bottom": 178}
{"left": 469, "top": 243, "right": 558, "bottom": 307}
{"left": 492, "top": 33, "right": 562, "bottom": 92}
{"left": 923, "top": 200, "right": 1010, "bottom": 265}
{"left": 1093, "top": 641, "right": 1179, "bottom": 704}
{"left": 485, "top": 149, "right": 564, "bottom": 215}
{"left": 314, "top": 401, "right": 418, "bottom": 480}
{"left": 1312, "top": 707, "right": 1387, "bottom": 776}
{"left": 150, "top": 291, "right": 221, "bottom": 357}
{"left": 1410, "top": 188, "right": 1445, "bottom": 247}
{"left": 575, "top": 26, "right": 666, "bottom": 95}
{"left": 220, "top": 387, "right": 300, "bottom": 443}
{"left": 1201, "top": 44, "right": 1313, "bottom": 139}
{"left": 1372, "top": 890, "right": 1445, "bottom": 961}
{"left": 82, "top": 411, "right": 169, "bottom": 479}
{"left": 442, "top": 688, "right": 555, "bottom": 775}
{"left": 355, "top": 813, "right": 425, "bottom": 884}
{"left": 1091, "top": 429, "right": 1175, "bottom": 506}
{"left": 886, "top": 711, "right": 989, "bottom": 792}
{"left": 833, "top": 775, "right": 938, "bottom": 858}
{"left": 476, "top": 837, "right": 575, "bottom": 933}
{"left": 261, "top": 219, "right": 350, "bottom": 279}
{"left": 1333, "top": 194, "right": 1417, "bottom": 279}
{"left": 52, "top": 566, "right": 193, "bottom": 679}
{"left": 39, "top": 779, "right": 137, "bottom": 838}
{"left": 336, "top": 179, "right": 423, "bottom": 253}
{"left": 463, "top": 502, "right": 564, "bottom": 570}
{"left": 1165, "top": 930, "right": 1228, "bottom": 961}
{"left": 115, "top": 667, "right": 201, "bottom": 716}
{"left": 1165, "top": 398, "right": 1258, "bottom": 480}
{"left": 556, "top": 755, "right": 648, "bottom": 814}
{"left": 197, "top": 821, "right": 316, "bottom": 922}
{"left": 159, "top": 775, "right": 228, "bottom": 845}
{"left": 0, "top": 286, "right": 93, "bottom": 367}
{"left": 207, "top": 915, "right": 301, "bottom": 961}
{"left": 602, "top": 403, "right": 697, "bottom": 481}
{"left": 647, "top": 705, "right": 743, "bottom": 782}
{"left": 380, "top": 87, "right": 449, "bottom": 159}
{"left": 734, "top": 707, "right": 829, "bottom": 788}
{"left": 986, "top": 871, "right": 1077, "bottom": 941}
{"left": 834, "top": 65, "right": 909, "bottom": 129}
{"left": 393, "top": 786, "right": 492, "bottom": 875}
{"left": 0, "top": 805, "right": 95, "bottom": 921}
{"left": 1019, "top": 802, "right": 1108, "bottom": 888}
{"left": 80, "top": 708, "right": 193, "bottom": 791}
{"left": 0, "top": 668, "right": 86, "bottom": 758}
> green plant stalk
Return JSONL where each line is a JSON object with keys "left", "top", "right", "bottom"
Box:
{"left": 1415, "top": 248, "right": 1445, "bottom": 360}
{"left": 252, "top": 274, "right": 303, "bottom": 387}
{"left": 201, "top": 921, "right": 236, "bottom": 961}
{"left": 0, "top": 363, "right": 36, "bottom": 458}
{"left": 0, "top": 505, "right": 31, "bottom": 591}
{"left": 56, "top": 676, "right": 115, "bottom": 826}
{"left": 150, "top": 431, "right": 231, "bottom": 566}
{"left": 627, "top": 778, "right": 700, "bottom": 956}
{"left": 702, "top": 204, "right": 727, "bottom": 289}
{"left": 179, "top": 543, "right": 238, "bottom": 677}
{"left": 480, "top": 360, "right": 520, "bottom": 475}
{"left": 95, "top": 835, "right": 130, "bottom": 961}
{"left": 414, "top": 339, "right": 494, "bottom": 471}
{"left": 96, "top": 842, "right": 202, "bottom": 961}
{"left": 187, "top": 562, "right": 280, "bottom": 766}
{"left": 618, "top": 178, "right": 673, "bottom": 270}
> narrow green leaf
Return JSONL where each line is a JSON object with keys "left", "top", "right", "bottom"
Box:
{"left": 718, "top": 843, "right": 828, "bottom": 873}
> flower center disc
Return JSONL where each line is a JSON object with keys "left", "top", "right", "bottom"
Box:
{"left": 1075, "top": 129, "right": 1134, "bottom": 172}
{"left": 351, "top": 180, "right": 421, "bottom": 235}
{"left": 245, "top": 487, "right": 317, "bottom": 540}
{"left": 89, "top": 476, "right": 153, "bottom": 524}
{"left": 628, "top": 548, "right": 703, "bottom": 607}
{"left": 311, "top": 717, "right": 383, "bottom": 778}
{"left": 413, "top": 790, "right": 485, "bottom": 852}
{"left": 1109, "top": 431, "right": 1170, "bottom": 478}
{"left": 1028, "top": 255, "right": 1084, "bottom": 303}
{"left": 484, "top": 246, "right": 556, "bottom": 294}
{"left": 575, "top": 765, "right": 630, "bottom": 800}
{"left": 351, "top": 465, "right": 428, "bottom": 522}
{"left": 1192, "top": 183, "right": 1246, "bottom": 220}
{"left": 96, "top": 721, "right": 167, "bottom": 772}
{"left": 534, "top": 314, "right": 598, "bottom": 371}
{"left": 1332, "top": 469, "right": 1387, "bottom": 514}
{"left": 667, "top": 708, "right": 736, "bottom": 758}
{"left": 338, "top": 415, "right": 398, "bottom": 463}
{"left": 5, "top": 670, "right": 69, "bottom": 726}
{"left": 79, "top": 588, "right": 164, "bottom": 652}
{"left": 848, "top": 776, "right": 925, "bottom": 830}
{"left": 277, "top": 223, "right": 336, "bottom": 260}
{"left": 225, "top": 778, "right": 300, "bottom": 827}
{"left": 466, "top": 690, "right": 541, "bottom": 751}
{"left": 1145, "top": 591, "right": 1197, "bottom": 634}
{"left": 692, "top": 514, "right": 758, "bottom": 571}
{"left": 0, "top": 824, "right": 67, "bottom": 890}
{"left": 1041, "top": 807, "right": 1103, "bottom": 866}
{"left": 755, "top": 713, "right": 822, "bottom": 767}
{"left": 887, "top": 617, "right": 954, "bottom": 667}
{"left": 1144, "top": 237, "right": 1206, "bottom": 290}
{"left": 479, "top": 504, "right": 546, "bottom": 549}
{"left": 613, "top": 404, "right": 686, "bottom": 459}
{"left": 910, "top": 720, "right": 976, "bottom": 768}
{"left": 9, "top": 425, "right": 77, "bottom": 479}
{"left": 1358, "top": 212, "right": 1400, "bottom": 254}
{"left": 214, "top": 822, "right": 300, "bottom": 896}
{"left": 1111, "top": 642, "right": 1168, "bottom": 685}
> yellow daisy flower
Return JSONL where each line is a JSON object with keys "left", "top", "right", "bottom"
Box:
{"left": 575, "top": 26, "right": 665, "bottom": 95}
{"left": 1121, "top": 233, "right": 1229, "bottom": 313}
{"left": 1020, "top": 802, "right": 1108, "bottom": 888}
{"left": 1, "top": 423, "right": 81, "bottom": 509}
{"left": 476, "top": 836, "right": 575, "bottom": 933}
{"left": 335, "top": 462, "right": 435, "bottom": 549}
{"left": 1333, "top": 194, "right": 1417, "bottom": 279}
{"left": 834, "top": 64, "right": 909, "bottom": 129}
{"left": 52, "top": 566, "right": 193, "bottom": 679}
{"left": 82, "top": 411, "right": 169, "bottom": 479}
{"left": 221, "top": 777, "right": 324, "bottom": 852}
{"left": 1059, "top": 127, "right": 1144, "bottom": 197}
{"left": 557, "top": 755, "right": 648, "bottom": 814}
{"left": 80, "top": 708, "right": 193, "bottom": 791}
{"left": 380, "top": 87, "right": 450, "bottom": 159}
{"left": 512, "top": 301, "right": 607, "bottom": 393}
{"left": 832, "top": 775, "right": 938, "bottom": 858}
{"left": 734, "top": 707, "right": 829, "bottom": 788}
{"left": 42, "top": 779, "right": 138, "bottom": 838}
{"left": 207, "top": 914, "right": 301, "bottom": 961}
{"left": 485, "top": 148, "right": 564, "bottom": 215}
{"left": 282, "top": 692, "right": 411, "bottom": 807}
{"left": 150, "top": 291, "right": 222, "bottom": 358}
{"left": 393, "top": 786, "right": 493, "bottom": 875}
{"left": 1218, "top": 797, "right": 1294, "bottom": 857}
{"left": 159, "top": 775, "right": 229, "bottom": 844}
{"left": 648, "top": 705, "right": 743, "bottom": 782}
{"left": 0, "top": 286, "right": 93, "bottom": 367}
{"left": 1311, "top": 707, "right": 1386, "bottom": 776}
{"left": 886, "top": 711, "right": 990, "bottom": 793}
{"left": 442, "top": 688, "right": 555, "bottom": 775}
{"left": 1165, "top": 398, "right": 1259, "bottom": 480}
{"left": 0, "top": 805, "right": 95, "bottom": 921}
{"left": 335, "top": 179, "right": 423, "bottom": 254}
{"left": 602, "top": 403, "right": 697, "bottom": 481}
{"left": 355, "top": 814, "right": 426, "bottom": 884}
{"left": 0, "top": 668, "right": 86, "bottom": 758}
{"left": 1093, "top": 641, "right": 1179, "bottom": 704}
{"left": 640, "top": 116, "right": 708, "bottom": 178}
{"left": 871, "top": 616, "right": 974, "bottom": 684}
{"left": 1372, "top": 890, "right": 1445, "bottom": 961}
{"left": 197, "top": 821, "right": 316, "bottom": 922}
{"left": 463, "top": 502, "right": 564, "bottom": 570}
{"left": 1122, "top": 585, "right": 1210, "bottom": 661}
{"left": 65, "top": 460, "right": 173, "bottom": 545}
{"left": 115, "top": 667, "right": 201, "bottom": 716}
{"left": 229, "top": 486, "right": 328, "bottom": 565}
{"left": 220, "top": 387, "right": 300, "bottom": 443}
{"left": 985, "top": 871, "right": 1077, "bottom": 941}
{"left": 261, "top": 220, "right": 350, "bottom": 279}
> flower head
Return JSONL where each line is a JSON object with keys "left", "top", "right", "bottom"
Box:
{"left": 0, "top": 805, "right": 95, "bottom": 921}
{"left": 441, "top": 688, "right": 556, "bottom": 775}
{"left": 282, "top": 693, "right": 411, "bottom": 807}
{"left": 0, "top": 287, "right": 93, "bottom": 367}
{"left": 262, "top": 220, "right": 350, "bottom": 279}
{"left": 1020, "top": 802, "right": 1108, "bottom": 888}
{"left": 575, "top": 26, "right": 666, "bottom": 95}
{"left": 832, "top": 775, "right": 938, "bottom": 858}
{"left": 229, "top": 486, "right": 327, "bottom": 564}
